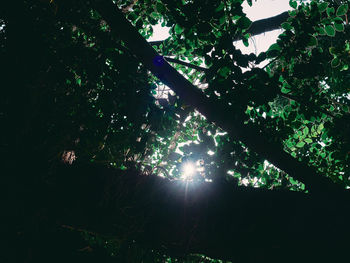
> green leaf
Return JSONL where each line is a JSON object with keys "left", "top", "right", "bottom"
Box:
{"left": 327, "top": 7, "right": 335, "bottom": 17}
{"left": 267, "top": 43, "right": 281, "bottom": 52}
{"left": 289, "top": 10, "right": 297, "bottom": 17}
{"left": 247, "top": 0, "right": 252, "bottom": 6}
{"left": 336, "top": 4, "right": 348, "bottom": 16}
{"left": 174, "top": 24, "right": 184, "bottom": 34}
{"left": 331, "top": 57, "right": 340, "bottom": 68}
{"left": 303, "top": 127, "right": 309, "bottom": 136}
{"left": 281, "top": 87, "right": 291, "bottom": 94}
{"left": 286, "top": 140, "right": 294, "bottom": 147}
{"left": 178, "top": 47, "right": 186, "bottom": 54}
{"left": 218, "top": 66, "right": 230, "bottom": 78}
{"left": 333, "top": 16, "right": 344, "bottom": 23}
{"left": 341, "top": 64, "right": 349, "bottom": 71}
{"left": 305, "top": 138, "right": 313, "bottom": 143}
{"left": 317, "top": 123, "right": 324, "bottom": 134}
{"left": 215, "top": 2, "right": 225, "bottom": 12}
{"left": 307, "top": 35, "right": 318, "bottom": 47}
{"left": 289, "top": 0, "right": 297, "bottom": 9}
{"left": 334, "top": 22, "right": 344, "bottom": 32}
{"left": 317, "top": 27, "right": 326, "bottom": 35}
{"left": 325, "top": 25, "right": 335, "bottom": 36}
{"left": 318, "top": 2, "right": 329, "bottom": 13}
{"left": 243, "top": 38, "right": 249, "bottom": 47}
{"left": 219, "top": 15, "right": 226, "bottom": 25}
{"left": 237, "top": 16, "right": 252, "bottom": 30}
{"left": 281, "top": 22, "right": 293, "bottom": 30}
{"left": 244, "top": 33, "right": 250, "bottom": 41}
{"left": 329, "top": 46, "right": 336, "bottom": 54}
{"left": 296, "top": 142, "right": 305, "bottom": 148}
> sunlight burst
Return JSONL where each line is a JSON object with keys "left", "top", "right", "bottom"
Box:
{"left": 182, "top": 162, "right": 196, "bottom": 180}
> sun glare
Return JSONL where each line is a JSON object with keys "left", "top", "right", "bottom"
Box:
{"left": 182, "top": 162, "right": 196, "bottom": 180}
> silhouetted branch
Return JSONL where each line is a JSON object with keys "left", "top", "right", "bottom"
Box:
{"left": 244, "top": 11, "right": 289, "bottom": 39}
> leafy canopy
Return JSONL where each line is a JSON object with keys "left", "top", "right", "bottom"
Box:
{"left": 2, "top": 0, "right": 349, "bottom": 190}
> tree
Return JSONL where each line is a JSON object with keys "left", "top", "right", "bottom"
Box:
{"left": 1, "top": 0, "right": 350, "bottom": 262}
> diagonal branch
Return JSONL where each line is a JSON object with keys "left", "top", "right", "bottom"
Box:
{"left": 92, "top": 0, "right": 345, "bottom": 194}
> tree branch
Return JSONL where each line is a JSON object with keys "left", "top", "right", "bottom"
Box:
{"left": 243, "top": 11, "right": 289, "bottom": 39}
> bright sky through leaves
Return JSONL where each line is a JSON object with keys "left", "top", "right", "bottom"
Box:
{"left": 148, "top": 0, "right": 295, "bottom": 180}
{"left": 182, "top": 161, "right": 196, "bottom": 179}
{"left": 148, "top": 0, "right": 294, "bottom": 54}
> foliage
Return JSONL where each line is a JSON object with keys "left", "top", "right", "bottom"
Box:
{"left": 1, "top": 0, "right": 350, "bottom": 262}
{"left": 125, "top": 0, "right": 349, "bottom": 189}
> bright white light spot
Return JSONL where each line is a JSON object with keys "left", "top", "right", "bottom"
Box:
{"left": 227, "top": 170, "right": 235, "bottom": 176}
{"left": 207, "top": 150, "right": 215, "bottom": 156}
{"left": 182, "top": 162, "right": 196, "bottom": 179}
{"left": 0, "top": 20, "right": 5, "bottom": 32}
{"left": 241, "top": 178, "right": 249, "bottom": 186}
{"left": 148, "top": 23, "right": 170, "bottom": 42}
{"left": 175, "top": 141, "right": 191, "bottom": 155}
{"left": 184, "top": 115, "right": 192, "bottom": 123}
